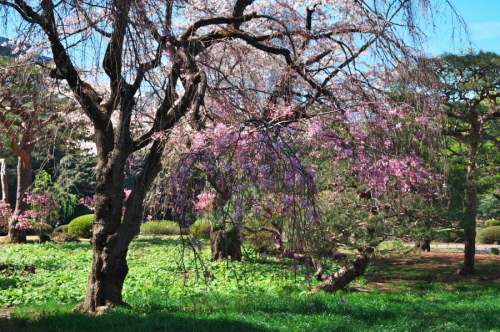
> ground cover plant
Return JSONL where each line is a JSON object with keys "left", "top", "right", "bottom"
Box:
{"left": 1, "top": 237, "right": 499, "bottom": 332}
{"left": 140, "top": 221, "right": 181, "bottom": 236}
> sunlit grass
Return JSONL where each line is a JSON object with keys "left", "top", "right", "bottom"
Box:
{"left": 1, "top": 237, "right": 499, "bottom": 331}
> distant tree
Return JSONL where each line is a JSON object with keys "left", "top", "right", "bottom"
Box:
{"left": 437, "top": 51, "right": 500, "bottom": 275}
{"left": 0, "top": 56, "right": 77, "bottom": 242}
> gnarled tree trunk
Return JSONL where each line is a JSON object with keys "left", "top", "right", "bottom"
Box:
{"left": 75, "top": 140, "right": 166, "bottom": 313}
{"left": 314, "top": 253, "right": 370, "bottom": 292}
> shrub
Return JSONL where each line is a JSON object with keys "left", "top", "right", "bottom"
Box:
{"left": 485, "top": 219, "right": 500, "bottom": 226}
{"left": 53, "top": 225, "right": 69, "bottom": 233}
{"left": 476, "top": 226, "right": 500, "bottom": 244}
{"left": 476, "top": 223, "right": 487, "bottom": 230}
{"left": 27, "top": 222, "right": 54, "bottom": 235}
{"left": 241, "top": 217, "right": 276, "bottom": 252}
{"left": 140, "top": 220, "right": 180, "bottom": 235}
{"left": 490, "top": 248, "right": 499, "bottom": 255}
{"left": 190, "top": 220, "right": 211, "bottom": 239}
{"left": 68, "top": 214, "right": 94, "bottom": 238}
{"left": 52, "top": 232, "right": 80, "bottom": 243}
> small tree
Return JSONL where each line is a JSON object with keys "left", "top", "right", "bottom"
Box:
{"left": 33, "top": 170, "right": 78, "bottom": 222}
{"left": 22, "top": 192, "right": 61, "bottom": 240}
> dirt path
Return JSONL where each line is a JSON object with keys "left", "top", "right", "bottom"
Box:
{"left": 365, "top": 249, "right": 500, "bottom": 291}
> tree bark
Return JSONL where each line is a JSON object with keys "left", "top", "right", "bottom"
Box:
{"left": 457, "top": 129, "right": 479, "bottom": 276}
{"left": 315, "top": 253, "right": 370, "bottom": 292}
{"left": 75, "top": 139, "right": 166, "bottom": 313}
{"left": 210, "top": 226, "right": 242, "bottom": 261}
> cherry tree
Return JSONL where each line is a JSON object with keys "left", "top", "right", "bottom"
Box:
{"left": 0, "top": 0, "right": 459, "bottom": 313}
{"left": 0, "top": 57, "right": 77, "bottom": 242}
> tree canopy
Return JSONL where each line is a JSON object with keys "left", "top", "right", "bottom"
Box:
{"left": 0, "top": 0, "right": 460, "bottom": 313}
{"left": 437, "top": 50, "right": 500, "bottom": 275}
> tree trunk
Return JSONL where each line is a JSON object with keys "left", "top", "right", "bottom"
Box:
{"left": 457, "top": 133, "right": 479, "bottom": 276}
{"left": 315, "top": 253, "right": 370, "bottom": 292}
{"left": 0, "top": 159, "right": 7, "bottom": 202}
{"left": 8, "top": 154, "right": 32, "bottom": 243}
{"left": 210, "top": 226, "right": 242, "bottom": 261}
{"left": 74, "top": 140, "right": 166, "bottom": 314}
{"left": 74, "top": 229, "right": 130, "bottom": 313}
{"left": 415, "top": 238, "right": 431, "bottom": 252}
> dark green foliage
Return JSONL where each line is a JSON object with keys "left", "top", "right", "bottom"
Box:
{"left": 478, "top": 193, "right": 500, "bottom": 220}
{"left": 55, "top": 152, "right": 96, "bottom": 197}
{"left": 437, "top": 51, "right": 500, "bottom": 222}
{"left": 436, "top": 229, "right": 465, "bottom": 243}
{"left": 39, "top": 234, "right": 51, "bottom": 243}
{"left": 33, "top": 171, "right": 78, "bottom": 220}
{"left": 68, "top": 214, "right": 94, "bottom": 238}
{"left": 140, "top": 220, "right": 180, "bottom": 235}
{"left": 490, "top": 248, "right": 500, "bottom": 255}
{"left": 476, "top": 226, "right": 500, "bottom": 244}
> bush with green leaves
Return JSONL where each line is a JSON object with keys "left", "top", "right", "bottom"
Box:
{"left": 485, "top": 219, "right": 500, "bottom": 226}
{"left": 140, "top": 220, "right": 180, "bottom": 235}
{"left": 53, "top": 225, "right": 69, "bottom": 233}
{"left": 26, "top": 222, "right": 54, "bottom": 236}
{"left": 68, "top": 214, "right": 94, "bottom": 238}
{"left": 490, "top": 248, "right": 499, "bottom": 255}
{"left": 190, "top": 219, "right": 211, "bottom": 239}
{"left": 241, "top": 217, "right": 276, "bottom": 252}
{"left": 51, "top": 232, "right": 80, "bottom": 243}
{"left": 476, "top": 226, "right": 500, "bottom": 244}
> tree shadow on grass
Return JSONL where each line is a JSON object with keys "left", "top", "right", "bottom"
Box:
{"left": 6, "top": 309, "right": 271, "bottom": 332}
{"left": 338, "top": 296, "right": 500, "bottom": 331}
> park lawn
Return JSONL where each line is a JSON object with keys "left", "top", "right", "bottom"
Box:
{"left": 1, "top": 237, "right": 499, "bottom": 332}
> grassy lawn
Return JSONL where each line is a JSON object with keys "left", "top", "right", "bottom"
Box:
{"left": 1, "top": 237, "right": 499, "bottom": 332}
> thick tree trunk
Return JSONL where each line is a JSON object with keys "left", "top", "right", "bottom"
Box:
{"left": 74, "top": 140, "right": 166, "bottom": 314}
{"left": 8, "top": 154, "right": 32, "bottom": 243}
{"left": 73, "top": 222, "right": 133, "bottom": 314}
{"left": 74, "top": 231, "right": 130, "bottom": 313}
{"left": 210, "top": 226, "right": 242, "bottom": 261}
{"left": 315, "top": 253, "right": 370, "bottom": 292}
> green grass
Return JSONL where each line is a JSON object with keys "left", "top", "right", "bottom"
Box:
{"left": 1, "top": 237, "right": 500, "bottom": 332}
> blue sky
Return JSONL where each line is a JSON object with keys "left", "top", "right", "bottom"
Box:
{"left": 424, "top": 0, "right": 500, "bottom": 55}
{"left": 2, "top": 1, "right": 497, "bottom": 58}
